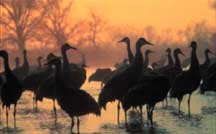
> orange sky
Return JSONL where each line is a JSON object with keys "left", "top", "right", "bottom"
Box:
{"left": 72, "top": 0, "right": 215, "bottom": 30}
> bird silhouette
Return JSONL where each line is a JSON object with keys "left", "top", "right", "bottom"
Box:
{"left": 162, "top": 48, "right": 185, "bottom": 107}
{"left": 0, "top": 50, "right": 23, "bottom": 128}
{"left": 200, "top": 71, "right": 216, "bottom": 94}
{"left": 37, "top": 56, "right": 43, "bottom": 70}
{"left": 69, "top": 51, "right": 87, "bottom": 88}
{"left": 118, "top": 37, "right": 134, "bottom": 64}
{"left": 122, "top": 74, "right": 170, "bottom": 128}
{"left": 157, "top": 48, "right": 174, "bottom": 73}
{"left": 13, "top": 49, "right": 29, "bottom": 80}
{"left": 61, "top": 43, "right": 86, "bottom": 89}
{"left": 170, "top": 41, "right": 201, "bottom": 116}
{"left": 200, "top": 62, "right": 216, "bottom": 94}
{"left": 35, "top": 53, "right": 59, "bottom": 115}
{"left": 89, "top": 68, "right": 113, "bottom": 87}
{"left": 46, "top": 57, "right": 100, "bottom": 134}
{"left": 200, "top": 48, "right": 213, "bottom": 77}
{"left": 23, "top": 55, "right": 54, "bottom": 109}
{"left": 98, "top": 37, "right": 153, "bottom": 125}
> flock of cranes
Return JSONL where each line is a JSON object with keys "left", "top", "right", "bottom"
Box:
{"left": 0, "top": 37, "right": 216, "bottom": 133}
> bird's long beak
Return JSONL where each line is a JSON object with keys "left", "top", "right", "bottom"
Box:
{"left": 69, "top": 46, "right": 77, "bottom": 50}
{"left": 180, "top": 51, "right": 185, "bottom": 56}
{"left": 146, "top": 41, "right": 154, "bottom": 45}
{"left": 209, "top": 50, "right": 214, "bottom": 55}
{"left": 118, "top": 39, "right": 124, "bottom": 43}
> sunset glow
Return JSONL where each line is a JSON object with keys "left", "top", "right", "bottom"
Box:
{"left": 73, "top": 0, "right": 215, "bottom": 30}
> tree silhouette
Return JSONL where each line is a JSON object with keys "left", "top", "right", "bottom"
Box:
{"left": 41, "top": 0, "right": 83, "bottom": 47}
{"left": 87, "top": 11, "right": 106, "bottom": 47}
{"left": 0, "top": 0, "right": 47, "bottom": 50}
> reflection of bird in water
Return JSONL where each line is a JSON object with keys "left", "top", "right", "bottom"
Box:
{"left": 99, "top": 37, "right": 153, "bottom": 126}
{"left": 46, "top": 57, "right": 100, "bottom": 134}
{"left": 0, "top": 50, "right": 23, "bottom": 128}
{"left": 170, "top": 41, "right": 201, "bottom": 116}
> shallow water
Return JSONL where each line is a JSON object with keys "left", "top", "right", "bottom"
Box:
{"left": 0, "top": 68, "right": 215, "bottom": 134}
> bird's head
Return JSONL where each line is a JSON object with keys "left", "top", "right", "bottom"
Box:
{"left": 0, "top": 50, "right": 8, "bottom": 58}
{"left": 46, "top": 53, "right": 58, "bottom": 62}
{"left": 45, "top": 56, "right": 62, "bottom": 67}
{"left": 174, "top": 48, "right": 185, "bottom": 56}
{"left": 15, "top": 57, "right": 20, "bottom": 63}
{"left": 189, "top": 41, "right": 197, "bottom": 49}
{"left": 38, "top": 56, "right": 43, "bottom": 61}
{"left": 166, "top": 48, "right": 171, "bottom": 53}
{"left": 136, "top": 37, "right": 153, "bottom": 47}
{"left": 205, "top": 48, "right": 213, "bottom": 55}
{"left": 23, "top": 49, "right": 27, "bottom": 55}
{"left": 62, "top": 43, "right": 77, "bottom": 51}
{"left": 118, "top": 37, "right": 130, "bottom": 44}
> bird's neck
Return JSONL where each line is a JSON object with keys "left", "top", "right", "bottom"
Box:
{"left": 2, "top": 56, "right": 11, "bottom": 73}
{"left": 204, "top": 51, "right": 210, "bottom": 64}
{"left": 143, "top": 52, "right": 149, "bottom": 69}
{"left": 190, "top": 47, "right": 199, "bottom": 71}
{"left": 61, "top": 49, "right": 69, "bottom": 68}
{"left": 126, "top": 41, "right": 134, "bottom": 64}
{"left": 132, "top": 44, "right": 143, "bottom": 68}
{"left": 23, "top": 52, "right": 29, "bottom": 68}
{"left": 174, "top": 53, "right": 182, "bottom": 71}
{"left": 38, "top": 59, "right": 42, "bottom": 69}
{"left": 167, "top": 52, "right": 174, "bottom": 66}
{"left": 15, "top": 61, "right": 20, "bottom": 68}
{"left": 54, "top": 63, "right": 64, "bottom": 88}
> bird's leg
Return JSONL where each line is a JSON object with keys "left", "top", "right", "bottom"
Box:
{"left": 53, "top": 99, "right": 57, "bottom": 122}
{"left": 161, "top": 101, "right": 164, "bottom": 108}
{"left": 165, "top": 98, "right": 168, "bottom": 108}
{"left": 139, "top": 105, "right": 143, "bottom": 124}
{"left": 178, "top": 98, "right": 182, "bottom": 115}
{"left": 71, "top": 117, "right": 74, "bottom": 134}
{"left": 77, "top": 117, "right": 80, "bottom": 134}
{"left": 6, "top": 107, "right": 9, "bottom": 129}
{"left": 117, "top": 101, "right": 120, "bottom": 125}
{"left": 35, "top": 99, "right": 38, "bottom": 110}
{"left": 13, "top": 104, "right": 17, "bottom": 129}
{"left": 188, "top": 94, "right": 191, "bottom": 117}
{"left": 101, "top": 82, "right": 103, "bottom": 88}
{"left": 124, "top": 110, "right": 128, "bottom": 129}
{"left": 32, "top": 95, "right": 35, "bottom": 109}
{"left": 150, "top": 105, "right": 155, "bottom": 129}
{"left": 146, "top": 105, "right": 150, "bottom": 126}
